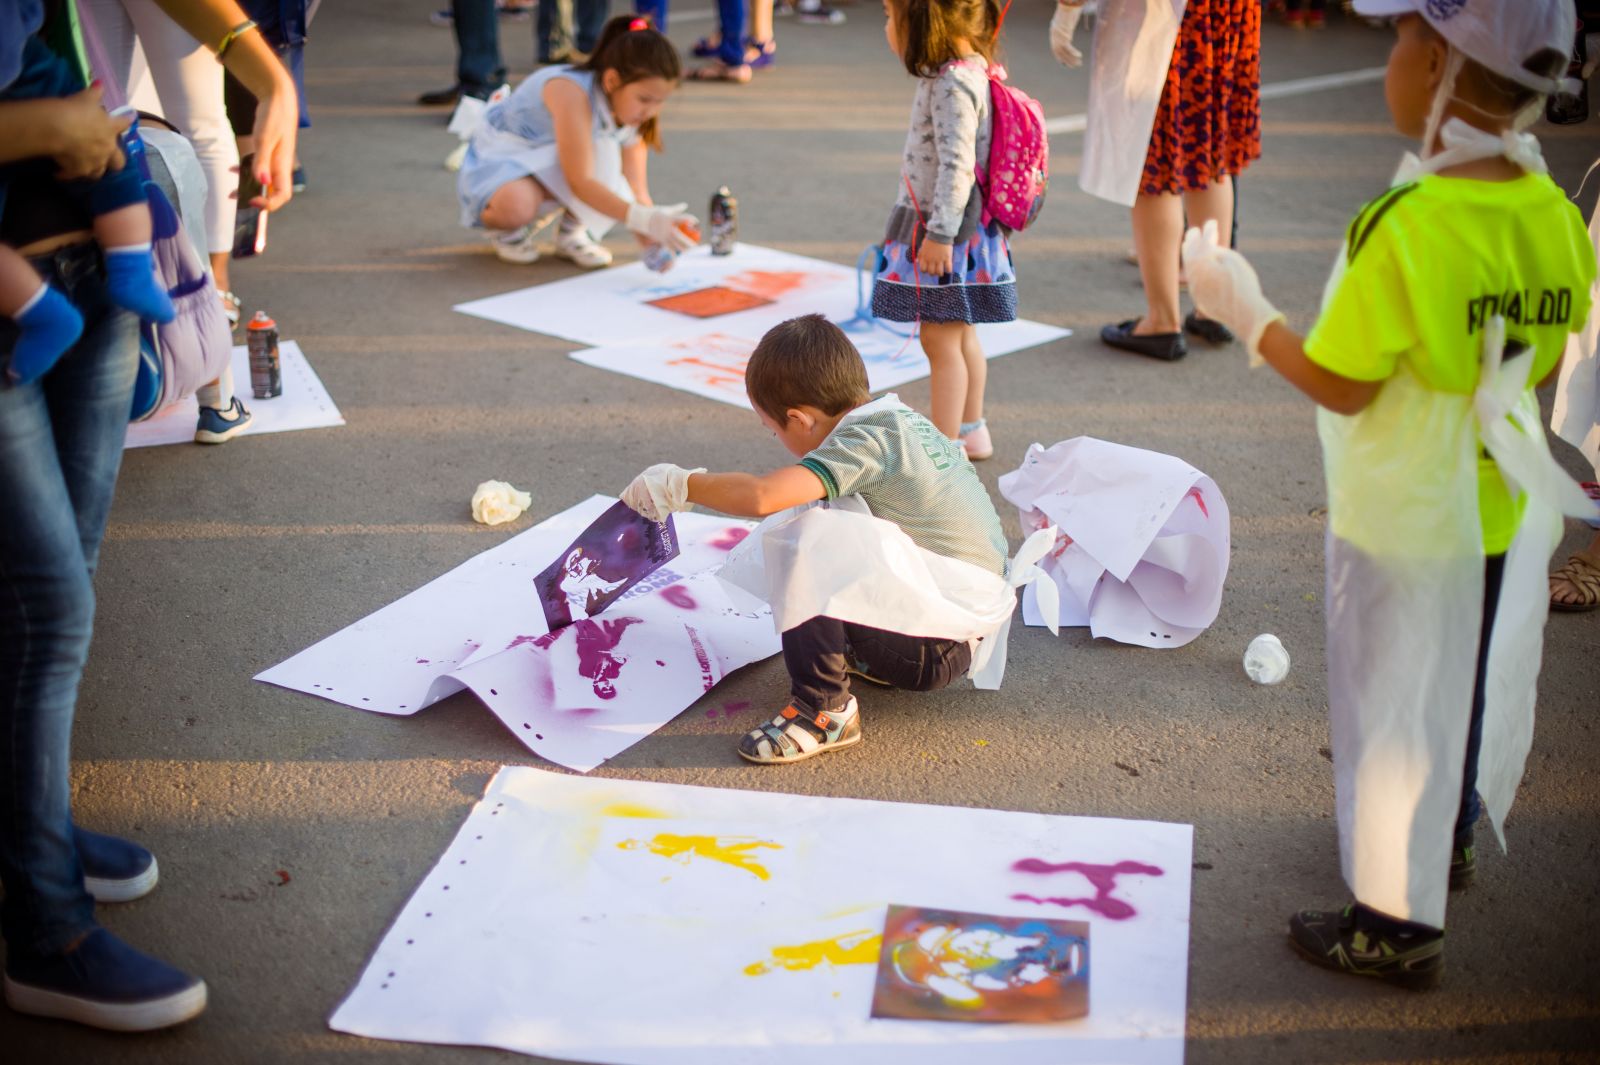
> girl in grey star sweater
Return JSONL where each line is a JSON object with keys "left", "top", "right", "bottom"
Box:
{"left": 870, "top": 0, "right": 1017, "bottom": 460}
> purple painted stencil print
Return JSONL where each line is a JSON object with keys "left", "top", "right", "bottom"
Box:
{"left": 536, "top": 502, "right": 680, "bottom": 631}
{"left": 1008, "top": 859, "right": 1165, "bottom": 921}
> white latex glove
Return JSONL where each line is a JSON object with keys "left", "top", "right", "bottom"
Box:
{"left": 1181, "top": 220, "right": 1285, "bottom": 367}
{"left": 1049, "top": 2, "right": 1085, "bottom": 68}
{"left": 622, "top": 463, "right": 706, "bottom": 522}
{"left": 625, "top": 203, "right": 700, "bottom": 252}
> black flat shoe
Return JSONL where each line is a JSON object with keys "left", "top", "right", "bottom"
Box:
{"left": 1101, "top": 319, "right": 1187, "bottom": 361}
{"left": 417, "top": 84, "right": 463, "bottom": 106}
{"left": 1184, "top": 311, "right": 1235, "bottom": 345}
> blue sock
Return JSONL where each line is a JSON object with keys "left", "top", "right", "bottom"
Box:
{"left": 958, "top": 418, "right": 986, "bottom": 436}
{"left": 103, "top": 245, "right": 175, "bottom": 323}
{"left": 8, "top": 284, "right": 83, "bottom": 385}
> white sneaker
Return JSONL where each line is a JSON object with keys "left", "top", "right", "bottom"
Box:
{"left": 490, "top": 225, "right": 542, "bottom": 264}
{"left": 553, "top": 221, "right": 613, "bottom": 269}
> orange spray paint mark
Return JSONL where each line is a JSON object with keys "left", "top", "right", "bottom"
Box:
{"left": 744, "top": 929, "right": 882, "bottom": 976}
{"left": 617, "top": 833, "right": 781, "bottom": 880}
{"left": 723, "top": 270, "right": 816, "bottom": 301}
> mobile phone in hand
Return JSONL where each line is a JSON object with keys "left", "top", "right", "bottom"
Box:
{"left": 232, "top": 155, "right": 268, "bottom": 258}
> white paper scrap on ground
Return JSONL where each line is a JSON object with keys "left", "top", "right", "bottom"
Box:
{"left": 124, "top": 341, "right": 344, "bottom": 449}
{"left": 330, "top": 767, "right": 1193, "bottom": 1065}
{"left": 998, "top": 438, "right": 1231, "bottom": 649}
{"left": 255, "top": 496, "right": 778, "bottom": 772}
{"left": 452, "top": 243, "right": 1068, "bottom": 406}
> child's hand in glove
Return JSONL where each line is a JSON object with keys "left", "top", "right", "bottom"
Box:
{"left": 625, "top": 203, "right": 700, "bottom": 251}
{"left": 1181, "top": 220, "right": 1285, "bottom": 367}
{"left": 622, "top": 463, "right": 706, "bottom": 522}
{"left": 1049, "top": 1, "right": 1086, "bottom": 68}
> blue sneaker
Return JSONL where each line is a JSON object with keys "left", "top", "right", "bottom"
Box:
{"left": 194, "top": 396, "right": 252, "bottom": 444}
{"left": 76, "top": 827, "right": 158, "bottom": 903}
{"left": 4, "top": 928, "right": 206, "bottom": 1031}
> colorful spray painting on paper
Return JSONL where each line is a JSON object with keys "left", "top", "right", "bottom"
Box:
{"left": 450, "top": 244, "right": 1071, "bottom": 408}
{"left": 535, "top": 501, "right": 679, "bottom": 631}
{"left": 870, "top": 905, "right": 1089, "bottom": 1024}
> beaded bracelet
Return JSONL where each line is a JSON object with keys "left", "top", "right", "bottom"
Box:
{"left": 214, "top": 19, "right": 258, "bottom": 62}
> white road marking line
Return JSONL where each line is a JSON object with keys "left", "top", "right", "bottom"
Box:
{"left": 1043, "top": 66, "right": 1387, "bottom": 135}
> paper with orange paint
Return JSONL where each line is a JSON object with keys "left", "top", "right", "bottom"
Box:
{"left": 331, "top": 768, "right": 1193, "bottom": 1065}
{"left": 452, "top": 243, "right": 1070, "bottom": 402}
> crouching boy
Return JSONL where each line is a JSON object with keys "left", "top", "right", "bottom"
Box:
{"left": 622, "top": 314, "right": 1011, "bottom": 764}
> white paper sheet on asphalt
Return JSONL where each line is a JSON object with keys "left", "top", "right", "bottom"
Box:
{"left": 452, "top": 244, "right": 1070, "bottom": 406}
{"left": 123, "top": 341, "right": 344, "bottom": 448}
{"left": 255, "top": 496, "right": 779, "bottom": 772}
{"left": 330, "top": 767, "right": 1193, "bottom": 1065}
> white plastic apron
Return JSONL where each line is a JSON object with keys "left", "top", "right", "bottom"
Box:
{"left": 468, "top": 118, "right": 632, "bottom": 239}
{"left": 1550, "top": 171, "right": 1599, "bottom": 477}
{"left": 1322, "top": 126, "right": 1597, "bottom": 928}
{"left": 1078, "top": 0, "right": 1186, "bottom": 207}
{"left": 716, "top": 399, "right": 1059, "bottom": 690}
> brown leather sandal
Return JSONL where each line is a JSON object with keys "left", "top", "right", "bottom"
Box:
{"left": 1549, "top": 552, "right": 1600, "bottom": 613}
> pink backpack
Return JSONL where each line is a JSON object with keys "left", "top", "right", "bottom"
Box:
{"left": 975, "top": 4, "right": 1048, "bottom": 231}
{"left": 977, "top": 63, "right": 1048, "bottom": 231}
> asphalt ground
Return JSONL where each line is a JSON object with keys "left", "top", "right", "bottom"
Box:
{"left": 6, "top": 3, "right": 1599, "bottom": 1062}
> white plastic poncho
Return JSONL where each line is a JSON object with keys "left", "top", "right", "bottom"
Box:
{"left": 1551, "top": 169, "right": 1600, "bottom": 482}
{"left": 1079, "top": 0, "right": 1187, "bottom": 207}
{"left": 997, "top": 438, "right": 1230, "bottom": 649}
{"left": 717, "top": 406, "right": 1059, "bottom": 690}
{"left": 1321, "top": 125, "right": 1598, "bottom": 929}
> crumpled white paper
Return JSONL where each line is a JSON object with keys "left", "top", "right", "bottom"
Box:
{"left": 471, "top": 479, "right": 532, "bottom": 526}
{"left": 997, "top": 438, "right": 1231, "bottom": 649}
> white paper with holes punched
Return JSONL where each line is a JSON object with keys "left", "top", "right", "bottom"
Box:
{"left": 453, "top": 244, "right": 1070, "bottom": 409}
{"left": 331, "top": 768, "right": 1193, "bottom": 1065}
{"left": 255, "top": 496, "right": 779, "bottom": 772}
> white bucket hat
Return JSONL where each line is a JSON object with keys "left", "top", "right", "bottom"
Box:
{"left": 1353, "top": 0, "right": 1576, "bottom": 93}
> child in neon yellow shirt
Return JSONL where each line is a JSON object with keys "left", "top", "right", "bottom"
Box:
{"left": 1183, "top": 0, "right": 1595, "bottom": 989}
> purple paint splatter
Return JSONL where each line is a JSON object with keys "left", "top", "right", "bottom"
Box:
{"left": 661, "top": 585, "right": 698, "bottom": 610}
{"left": 1009, "top": 859, "right": 1164, "bottom": 921}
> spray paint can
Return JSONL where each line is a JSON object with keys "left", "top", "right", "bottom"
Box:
{"left": 708, "top": 187, "right": 737, "bottom": 256}
{"left": 247, "top": 311, "right": 282, "bottom": 398}
{"left": 642, "top": 220, "right": 702, "bottom": 273}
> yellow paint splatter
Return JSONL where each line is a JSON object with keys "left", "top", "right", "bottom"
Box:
{"left": 973, "top": 739, "right": 989, "bottom": 748}
{"left": 745, "top": 930, "right": 882, "bottom": 977}
{"left": 601, "top": 803, "right": 670, "bottom": 819}
{"left": 617, "top": 833, "right": 781, "bottom": 880}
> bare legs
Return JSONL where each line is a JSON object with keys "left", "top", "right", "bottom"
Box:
{"left": 922, "top": 321, "right": 985, "bottom": 439}
{"left": 481, "top": 176, "right": 551, "bottom": 231}
{"left": 1129, "top": 174, "right": 1234, "bottom": 336}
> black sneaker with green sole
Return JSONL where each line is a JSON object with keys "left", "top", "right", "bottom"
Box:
{"left": 1288, "top": 905, "right": 1443, "bottom": 990}
{"left": 1449, "top": 842, "right": 1476, "bottom": 891}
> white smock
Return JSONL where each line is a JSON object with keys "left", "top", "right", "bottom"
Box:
{"left": 1321, "top": 122, "right": 1599, "bottom": 929}
{"left": 1550, "top": 169, "right": 1600, "bottom": 484}
{"left": 717, "top": 405, "right": 1059, "bottom": 691}
{"left": 456, "top": 66, "right": 637, "bottom": 238}
{"left": 1078, "top": 0, "right": 1186, "bottom": 207}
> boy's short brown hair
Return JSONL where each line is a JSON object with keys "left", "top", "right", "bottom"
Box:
{"left": 744, "top": 315, "right": 871, "bottom": 424}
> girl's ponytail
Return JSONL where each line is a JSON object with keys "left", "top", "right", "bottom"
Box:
{"left": 578, "top": 15, "right": 681, "bottom": 150}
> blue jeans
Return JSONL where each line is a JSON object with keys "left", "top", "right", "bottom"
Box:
{"left": 0, "top": 242, "right": 138, "bottom": 957}
{"left": 1455, "top": 553, "right": 1506, "bottom": 848}
{"left": 713, "top": 0, "right": 746, "bottom": 67}
{"left": 455, "top": 0, "right": 506, "bottom": 96}
{"left": 539, "top": 0, "right": 610, "bottom": 59}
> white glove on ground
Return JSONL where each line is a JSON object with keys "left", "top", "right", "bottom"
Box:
{"left": 1181, "top": 220, "right": 1285, "bottom": 367}
{"left": 1050, "top": 2, "right": 1085, "bottom": 68}
{"left": 623, "top": 463, "right": 706, "bottom": 522}
{"left": 625, "top": 203, "right": 700, "bottom": 252}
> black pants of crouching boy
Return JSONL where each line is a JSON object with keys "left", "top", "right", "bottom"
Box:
{"left": 782, "top": 616, "right": 973, "bottom": 715}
